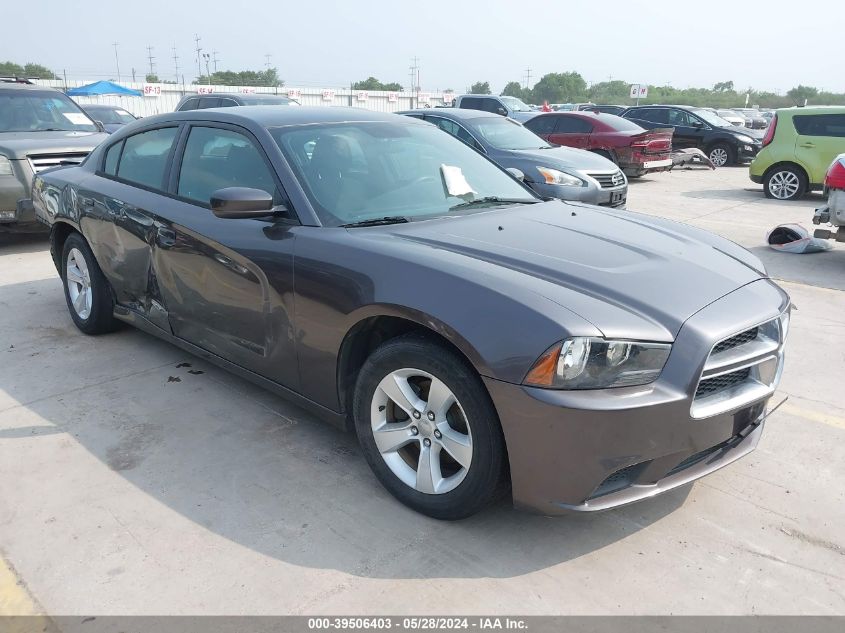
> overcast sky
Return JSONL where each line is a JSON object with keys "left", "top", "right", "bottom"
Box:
{"left": 4, "top": 0, "right": 841, "bottom": 94}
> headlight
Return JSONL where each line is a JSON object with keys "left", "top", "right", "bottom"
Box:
{"left": 735, "top": 135, "right": 754, "bottom": 144}
{"left": 525, "top": 337, "right": 672, "bottom": 389}
{"left": 0, "top": 155, "right": 13, "bottom": 176}
{"left": 535, "top": 166, "right": 585, "bottom": 187}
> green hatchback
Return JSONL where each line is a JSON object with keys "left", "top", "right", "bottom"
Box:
{"left": 750, "top": 106, "right": 845, "bottom": 200}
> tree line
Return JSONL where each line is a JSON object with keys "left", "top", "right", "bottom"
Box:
{"left": 470, "top": 74, "right": 845, "bottom": 108}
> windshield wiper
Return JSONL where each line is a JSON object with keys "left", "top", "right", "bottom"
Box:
{"left": 341, "top": 216, "right": 410, "bottom": 228}
{"left": 449, "top": 197, "right": 540, "bottom": 211}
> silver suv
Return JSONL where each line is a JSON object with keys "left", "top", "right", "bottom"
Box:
{"left": 0, "top": 80, "right": 108, "bottom": 232}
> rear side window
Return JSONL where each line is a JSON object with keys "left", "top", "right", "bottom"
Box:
{"left": 178, "top": 98, "right": 199, "bottom": 111}
{"left": 197, "top": 97, "right": 221, "bottom": 109}
{"left": 116, "top": 127, "right": 179, "bottom": 190}
{"left": 793, "top": 114, "right": 845, "bottom": 138}
{"left": 103, "top": 141, "right": 122, "bottom": 175}
{"left": 632, "top": 108, "right": 668, "bottom": 124}
{"left": 460, "top": 97, "right": 483, "bottom": 110}
{"left": 554, "top": 116, "right": 593, "bottom": 133}
{"left": 525, "top": 116, "right": 556, "bottom": 135}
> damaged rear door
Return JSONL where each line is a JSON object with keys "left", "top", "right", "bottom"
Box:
{"left": 80, "top": 124, "right": 182, "bottom": 332}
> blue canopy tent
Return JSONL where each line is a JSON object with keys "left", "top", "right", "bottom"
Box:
{"left": 66, "top": 80, "right": 142, "bottom": 97}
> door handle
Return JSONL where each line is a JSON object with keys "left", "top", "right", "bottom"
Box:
{"left": 156, "top": 227, "right": 176, "bottom": 248}
{"left": 799, "top": 142, "right": 815, "bottom": 148}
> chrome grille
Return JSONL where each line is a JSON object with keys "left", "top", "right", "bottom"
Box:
{"left": 587, "top": 170, "right": 625, "bottom": 189}
{"left": 691, "top": 312, "right": 788, "bottom": 419}
{"left": 27, "top": 152, "right": 89, "bottom": 173}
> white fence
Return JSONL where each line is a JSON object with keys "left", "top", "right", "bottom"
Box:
{"left": 33, "top": 79, "right": 454, "bottom": 117}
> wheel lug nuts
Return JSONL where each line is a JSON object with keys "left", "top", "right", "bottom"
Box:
{"left": 411, "top": 426, "right": 419, "bottom": 436}
{"left": 423, "top": 438, "right": 431, "bottom": 447}
{"left": 412, "top": 411, "right": 421, "bottom": 419}
{"left": 427, "top": 411, "right": 435, "bottom": 421}
{"left": 434, "top": 430, "right": 442, "bottom": 439}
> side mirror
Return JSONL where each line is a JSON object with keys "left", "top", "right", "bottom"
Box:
{"left": 497, "top": 107, "right": 507, "bottom": 116}
{"left": 505, "top": 167, "right": 525, "bottom": 182}
{"left": 94, "top": 120, "right": 106, "bottom": 133}
{"left": 692, "top": 120, "right": 704, "bottom": 128}
{"left": 210, "top": 187, "right": 274, "bottom": 218}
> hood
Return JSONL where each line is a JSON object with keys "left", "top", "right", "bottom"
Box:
{"left": 383, "top": 201, "right": 765, "bottom": 340}
{"left": 723, "top": 126, "right": 764, "bottom": 140}
{"left": 0, "top": 131, "right": 108, "bottom": 159}
{"left": 504, "top": 146, "right": 618, "bottom": 172}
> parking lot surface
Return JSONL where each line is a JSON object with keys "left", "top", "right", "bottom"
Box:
{"left": 1, "top": 166, "right": 843, "bottom": 615}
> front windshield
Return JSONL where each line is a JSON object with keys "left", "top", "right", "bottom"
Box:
{"left": 500, "top": 96, "right": 532, "bottom": 112}
{"left": 470, "top": 117, "right": 550, "bottom": 150}
{"left": 271, "top": 120, "right": 537, "bottom": 227}
{"left": 693, "top": 109, "right": 733, "bottom": 128}
{"left": 0, "top": 90, "right": 98, "bottom": 132}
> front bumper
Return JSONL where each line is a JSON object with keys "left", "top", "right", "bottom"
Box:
{"left": 529, "top": 181, "right": 627, "bottom": 209}
{"left": 737, "top": 143, "right": 761, "bottom": 163}
{"left": 0, "top": 160, "right": 42, "bottom": 231}
{"left": 486, "top": 278, "right": 789, "bottom": 515}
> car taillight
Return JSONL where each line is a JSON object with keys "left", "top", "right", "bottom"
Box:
{"left": 761, "top": 114, "right": 777, "bottom": 147}
{"left": 825, "top": 158, "right": 845, "bottom": 190}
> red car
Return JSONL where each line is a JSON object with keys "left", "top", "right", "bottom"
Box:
{"left": 525, "top": 112, "right": 673, "bottom": 178}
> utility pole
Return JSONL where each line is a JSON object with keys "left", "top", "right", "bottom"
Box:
{"left": 194, "top": 34, "right": 202, "bottom": 82}
{"left": 264, "top": 53, "right": 272, "bottom": 70}
{"left": 146, "top": 46, "right": 156, "bottom": 79}
{"left": 202, "top": 53, "right": 212, "bottom": 84}
{"left": 212, "top": 50, "right": 220, "bottom": 73}
{"left": 131, "top": 67, "right": 136, "bottom": 82}
{"left": 524, "top": 67, "right": 532, "bottom": 89}
{"left": 112, "top": 42, "right": 121, "bottom": 82}
{"left": 172, "top": 44, "right": 180, "bottom": 84}
{"left": 409, "top": 56, "right": 420, "bottom": 107}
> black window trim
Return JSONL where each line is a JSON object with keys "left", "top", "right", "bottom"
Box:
{"left": 95, "top": 123, "right": 184, "bottom": 195}
{"left": 168, "top": 120, "right": 299, "bottom": 224}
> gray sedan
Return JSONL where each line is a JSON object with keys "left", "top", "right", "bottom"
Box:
{"left": 32, "top": 107, "right": 789, "bottom": 519}
{"left": 400, "top": 108, "right": 627, "bottom": 208}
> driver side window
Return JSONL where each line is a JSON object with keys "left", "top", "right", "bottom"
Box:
{"left": 668, "top": 109, "right": 694, "bottom": 127}
{"left": 427, "top": 117, "right": 482, "bottom": 152}
{"left": 177, "top": 125, "right": 289, "bottom": 215}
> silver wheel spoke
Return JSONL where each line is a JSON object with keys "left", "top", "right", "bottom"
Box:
{"left": 415, "top": 443, "right": 442, "bottom": 494}
{"left": 380, "top": 373, "right": 424, "bottom": 417}
{"left": 426, "top": 376, "right": 455, "bottom": 420}
{"left": 372, "top": 422, "right": 416, "bottom": 454}
{"left": 436, "top": 424, "right": 472, "bottom": 469}
{"left": 66, "top": 266, "right": 84, "bottom": 285}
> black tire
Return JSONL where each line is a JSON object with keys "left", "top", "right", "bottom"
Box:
{"left": 763, "top": 165, "right": 807, "bottom": 201}
{"left": 707, "top": 142, "right": 735, "bottom": 167}
{"left": 353, "top": 333, "right": 507, "bottom": 520}
{"left": 61, "top": 232, "right": 118, "bottom": 335}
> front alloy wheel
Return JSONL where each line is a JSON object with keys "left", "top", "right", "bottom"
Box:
{"left": 353, "top": 334, "right": 506, "bottom": 520}
{"left": 371, "top": 368, "right": 472, "bottom": 495}
{"left": 709, "top": 145, "right": 730, "bottom": 167}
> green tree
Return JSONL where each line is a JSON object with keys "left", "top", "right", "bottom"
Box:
{"left": 500, "top": 81, "right": 527, "bottom": 99}
{"left": 195, "top": 68, "right": 283, "bottom": 87}
{"left": 0, "top": 61, "right": 56, "bottom": 79}
{"left": 713, "top": 80, "right": 734, "bottom": 92}
{"left": 351, "top": 76, "right": 402, "bottom": 91}
{"left": 787, "top": 85, "right": 819, "bottom": 105}
{"left": 530, "top": 72, "right": 587, "bottom": 104}
{"left": 145, "top": 73, "right": 159, "bottom": 83}
{"left": 586, "top": 80, "right": 630, "bottom": 104}
{"left": 469, "top": 81, "right": 491, "bottom": 94}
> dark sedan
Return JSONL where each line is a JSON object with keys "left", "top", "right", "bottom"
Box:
{"left": 81, "top": 104, "right": 138, "bottom": 133}
{"left": 400, "top": 108, "right": 627, "bottom": 208}
{"left": 622, "top": 105, "right": 763, "bottom": 166}
{"left": 33, "top": 107, "right": 790, "bottom": 519}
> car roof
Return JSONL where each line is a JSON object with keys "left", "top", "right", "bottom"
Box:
{"left": 398, "top": 108, "right": 501, "bottom": 121}
{"left": 0, "top": 82, "right": 62, "bottom": 93}
{"left": 135, "top": 106, "right": 417, "bottom": 128}
{"left": 774, "top": 105, "right": 845, "bottom": 115}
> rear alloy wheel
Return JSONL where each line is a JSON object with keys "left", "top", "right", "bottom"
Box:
{"left": 61, "top": 233, "right": 118, "bottom": 334}
{"left": 764, "top": 166, "right": 807, "bottom": 201}
{"left": 708, "top": 143, "right": 734, "bottom": 167}
{"left": 353, "top": 334, "right": 506, "bottom": 520}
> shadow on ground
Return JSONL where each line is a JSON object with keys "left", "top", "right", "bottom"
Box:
{"left": 0, "top": 276, "right": 690, "bottom": 581}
